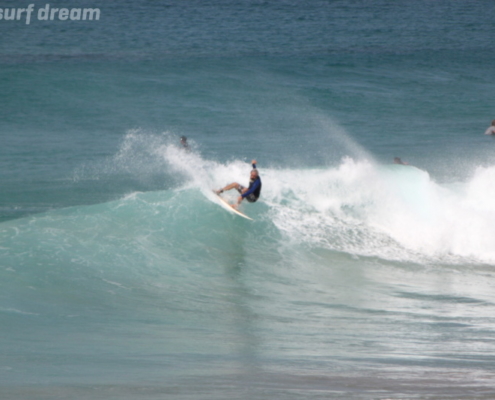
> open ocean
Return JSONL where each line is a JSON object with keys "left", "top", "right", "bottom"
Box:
{"left": 2, "top": 1, "right": 495, "bottom": 399}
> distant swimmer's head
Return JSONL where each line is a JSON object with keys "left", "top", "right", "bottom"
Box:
{"left": 492, "top": 120, "right": 495, "bottom": 126}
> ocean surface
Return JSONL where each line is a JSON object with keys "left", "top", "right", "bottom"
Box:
{"left": 2, "top": 0, "right": 495, "bottom": 398}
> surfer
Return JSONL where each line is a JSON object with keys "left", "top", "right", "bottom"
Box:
{"left": 484, "top": 120, "right": 495, "bottom": 135}
{"left": 393, "top": 157, "right": 408, "bottom": 165}
{"left": 216, "top": 160, "right": 261, "bottom": 207}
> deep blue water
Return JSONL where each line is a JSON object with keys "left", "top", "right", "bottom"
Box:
{"left": 2, "top": 1, "right": 495, "bottom": 398}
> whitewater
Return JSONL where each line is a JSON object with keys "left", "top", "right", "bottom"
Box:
{"left": 75, "top": 132, "right": 495, "bottom": 265}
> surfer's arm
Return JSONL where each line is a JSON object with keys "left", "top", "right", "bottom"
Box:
{"left": 251, "top": 159, "right": 257, "bottom": 169}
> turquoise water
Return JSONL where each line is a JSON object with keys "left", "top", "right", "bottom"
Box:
{"left": 2, "top": 1, "right": 495, "bottom": 398}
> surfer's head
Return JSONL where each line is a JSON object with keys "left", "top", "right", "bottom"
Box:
{"left": 250, "top": 169, "right": 259, "bottom": 179}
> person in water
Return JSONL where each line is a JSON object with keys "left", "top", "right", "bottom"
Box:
{"left": 484, "top": 120, "right": 495, "bottom": 135}
{"left": 394, "top": 157, "right": 408, "bottom": 165}
{"left": 216, "top": 160, "right": 261, "bottom": 207}
{"left": 180, "top": 136, "right": 190, "bottom": 150}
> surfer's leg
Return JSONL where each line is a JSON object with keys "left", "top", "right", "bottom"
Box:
{"left": 217, "top": 182, "right": 242, "bottom": 194}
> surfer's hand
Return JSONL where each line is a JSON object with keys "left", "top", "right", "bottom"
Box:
{"left": 251, "top": 159, "right": 257, "bottom": 165}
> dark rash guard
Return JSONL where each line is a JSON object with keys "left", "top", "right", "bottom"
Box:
{"left": 241, "top": 163, "right": 262, "bottom": 202}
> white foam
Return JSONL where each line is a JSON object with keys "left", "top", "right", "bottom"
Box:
{"left": 260, "top": 159, "right": 495, "bottom": 264}
{"left": 91, "top": 130, "right": 495, "bottom": 265}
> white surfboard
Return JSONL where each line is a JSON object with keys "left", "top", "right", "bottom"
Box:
{"left": 212, "top": 192, "right": 253, "bottom": 221}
